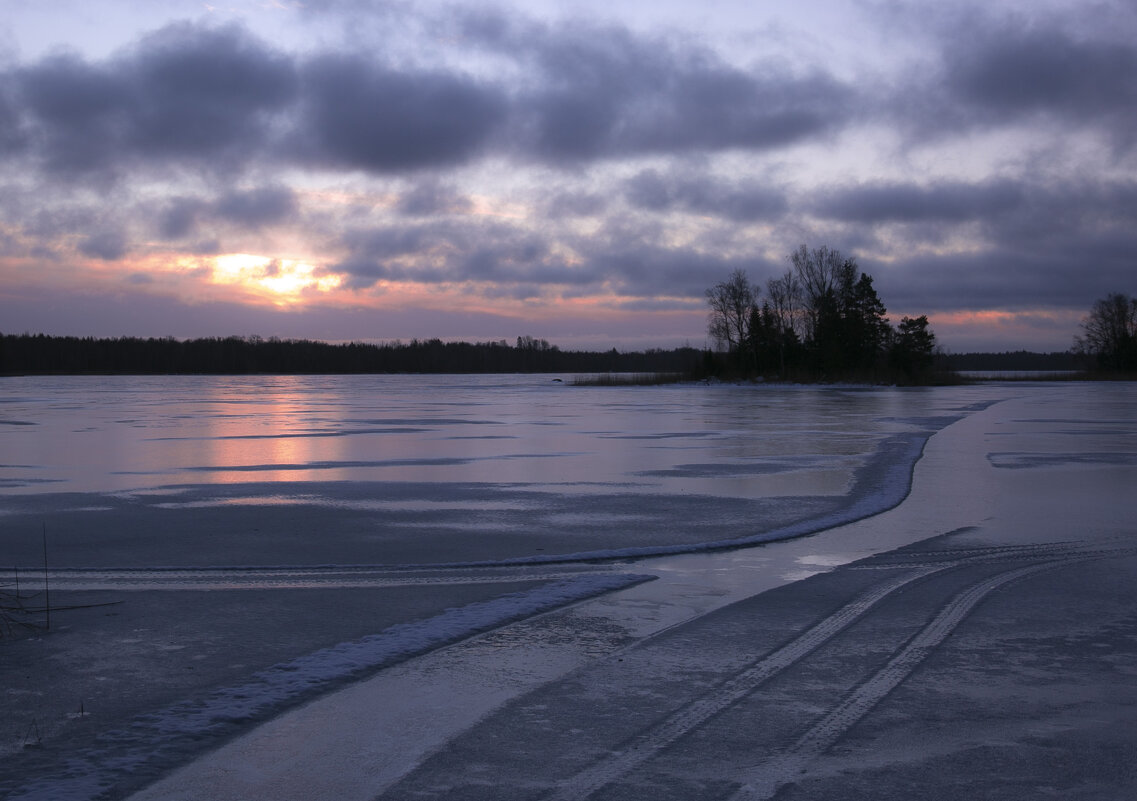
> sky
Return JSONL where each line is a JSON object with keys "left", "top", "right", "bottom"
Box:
{"left": 0, "top": 0, "right": 1134, "bottom": 353}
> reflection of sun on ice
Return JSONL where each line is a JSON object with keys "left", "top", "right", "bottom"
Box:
{"left": 212, "top": 253, "right": 341, "bottom": 304}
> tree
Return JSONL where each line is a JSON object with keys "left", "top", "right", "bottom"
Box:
{"left": 789, "top": 244, "right": 850, "bottom": 343}
{"left": 845, "top": 273, "right": 891, "bottom": 368}
{"left": 705, "top": 269, "right": 759, "bottom": 364}
{"left": 789, "top": 245, "right": 889, "bottom": 373}
{"left": 890, "top": 315, "right": 936, "bottom": 378}
{"left": 757, "top": 271, "right": 803, "bottom": 376}
{"left": 1075, "top": 292, "right": 1137, "bottom": 372}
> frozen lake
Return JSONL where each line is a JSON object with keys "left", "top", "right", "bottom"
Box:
{"left": 2, "top": 374, "right": 1006, "bottom": 567}
{"left": 2, "top": 376, "right": 1135, "bottom": 801}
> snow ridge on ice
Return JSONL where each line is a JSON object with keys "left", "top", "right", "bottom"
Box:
{"left": 4, "top": 572, "right": 653, "bottom": 801}
{"left": 424, "top": 431, "right": 937, "bottom": 568}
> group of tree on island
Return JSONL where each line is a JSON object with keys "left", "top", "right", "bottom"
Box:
{"left": 705, "top": 245, "right": 938, "bottom": 382}
{"left": 1075, "top": 292, "right": 1137, "bottom": 373}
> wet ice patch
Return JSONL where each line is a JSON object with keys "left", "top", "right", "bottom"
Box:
{"left": 988, "top": 452, "right": 1137, "bottom": 469}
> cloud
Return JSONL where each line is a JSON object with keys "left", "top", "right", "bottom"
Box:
{"left": 2, "top": 12, "right": 857, "bottom": 182}
{"left": 500, "top": 18, "right": 852, "bottom": 162}
{"left": 158, "top": 197, "right": 205, "bottom": 240}
{"left": 292, "top": 54, "right": 508, "bottom": 172}
{"left": 333, "top": 218, "right": 595, "bottom": 293}
{"left": 877, "top": 246, "right": 1135, "bottom": 314}
{"left": 945, "top": 24, "right": 1137, "bottom": 125}
{"left": 155, "top": 187, "right": 296, "bottom": 240}
{"left": 624, "top": 169, "right": 788, "bottom": 221}
{"left": 888, "top": 9, "right": 1137, "bottom": 149}
{"left": 812, "top": 180, "right": 1025, "bottom": 224}
{"left": 78, "top": 228, "right": 128, "bottom": 260}
{"left": 214, "top": 186, "right": 298, "bottom": 228}
{"left": 11, "top": 22, "right": 296, "bottom": 178}
{"left": 396, "top": 180, "right": 474, "bottom": 216}
{"left": 820, "top": 175, "right": 1137, "bottom": 315}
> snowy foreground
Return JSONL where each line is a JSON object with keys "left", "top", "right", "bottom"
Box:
{"left": 2, "top": 381, "right": 1136, "bottom": 799}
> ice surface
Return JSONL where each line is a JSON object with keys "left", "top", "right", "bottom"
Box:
{"left": 2, "top": 378, "right": 1135, "bottom": 800}
{"left": 2, "top": 573, "right": 651, "bottom": 801}
{"left": 1, "top": 376, "right": 1005, "bottom": 567}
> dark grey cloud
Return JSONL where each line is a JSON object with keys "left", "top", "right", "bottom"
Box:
{"left": 876, "top": 243, "right": 1137, "bottom": 314}
{"left": 541, "top": 191, "right": 609, "bottom": 219}
{"left": 396, "top": 180, "right": 473, "bottom": 216}
{"left": 946, "top": 25, "right": 1137, "bottom": 122}
{"left": 292, "top": 55, "right": 508, "bottom": 172}
{"left": 624, "top": 169, "right": 788, "bottom": 221}
{"left": 213, "top": 186, "right": 297, "bottom": 228}
{"left": 158, "top": 197, "right": 205, "bottom": 239}
{"left": 334, "top": 219, "right": 599, "bottom": 292}
{"left": 503, "top": 19, "right": 851, "bottom": 161}
{"left": 575, "top": 219, "right": 780, "bottom": 299}
{"left": 15, "top": 54, "right": 129, "bottom": 175}
{"left": 0, "top": 76, "right": 29, "bottom": 153}
{"left": 820, "top": 175, "right": 1137, "bottom": 313}
{"left": 12, "top": 22, "right": 296, "bottom": 177}
{"left": 2, "top": 13, "right": 857, "bottom": 182}
{"left": 889, "top": 12, "right": 1137, "bottom": 148}
{"left": 812, "top": 180, "right": 1024, "bottom": 224}
{"left": 123, "top": 23, "right": 298, "bottom": 159}
{"left": 155, "top": 187, "right": 296, "bottom": 240}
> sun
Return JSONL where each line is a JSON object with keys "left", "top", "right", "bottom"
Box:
{"left": 211, "top": 253, "right": 341, "bottom": 304}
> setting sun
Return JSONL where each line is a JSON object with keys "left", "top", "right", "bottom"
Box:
{"left": 211, "top": 254, "right": 341, "bottom": 304}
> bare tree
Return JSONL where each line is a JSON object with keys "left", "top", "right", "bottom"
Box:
{"left": 789, "top": 244, "right": 854, "bottom": 340}
{"left": 1075, "top": 292, "right": 1137, "bottom": 371}
{"left": 705, "top": 269, "right": 758, "bottom": 355}
{"left": 765, "top": 270, "right": 803, "bottom": 340}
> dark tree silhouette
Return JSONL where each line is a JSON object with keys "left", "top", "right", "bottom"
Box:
{"left": 790, "top": 246, "right": 889, "bottom": 373}
{"left": 1075, "top": 292, "right": 1137, "bottom": 372}
{"left": 707, "top": 245, "right": 942, "bottom": 382}
{"left": 0, "top": 334, "right": 704, "bottom": 376}
{"left": 789, "top": 244, "right": 847, "bottom": 344}
{"left": 705, "top": 268, "right": 759, "bottom": 368}
{"left": 890, "top": 315, "right": 936, "bottom": 378}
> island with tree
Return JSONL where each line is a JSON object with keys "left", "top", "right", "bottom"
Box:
{"left": 704, "top": 245, "right": 939, "bottom": 384}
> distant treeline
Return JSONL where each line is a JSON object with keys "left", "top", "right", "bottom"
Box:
{"left": 936, "top": 350, "right": 1081, "bottom": 372}
{"left": 0, "top": 333, "right": 705, "bottom": 376}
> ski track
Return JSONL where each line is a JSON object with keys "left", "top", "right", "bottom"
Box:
{"left": 728, "top": 556, "right": 1094, "bottom": 800}
{"left": 543, "top": 543, "right": 1127, "bottom": 801}
{"left": 19, "top": 541, "right": 1131, "bottom": 801}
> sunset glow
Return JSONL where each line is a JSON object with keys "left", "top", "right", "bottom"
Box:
{"left": 210, "top": 255, "right": 342, "bottom": 305}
